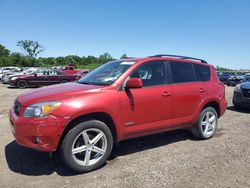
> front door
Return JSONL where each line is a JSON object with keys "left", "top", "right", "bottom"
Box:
{"left": 120, "top": 61, "right": 172, "bottom": 137}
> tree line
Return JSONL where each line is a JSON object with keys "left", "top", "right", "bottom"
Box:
{"left": 0, "top": 40, "right": 242, "bottom": 71}
{"left": 0, "top": 40, "right": 128, "bottom": 69}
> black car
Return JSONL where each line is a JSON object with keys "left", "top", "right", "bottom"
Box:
{"left": 233, "top": 82, "right": 250, "bottom": 109}
{"left": 226, "top": 74, "right": 245, "bottom": 86}
{"left": 218, "top": 72, "right": 233, "bottom": 84}
{"left": 242, "top": 75, "right": 250, "bottom": 83}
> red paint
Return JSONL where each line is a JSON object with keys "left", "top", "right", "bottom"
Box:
{"left": 9, "top": 56, "right": 227, "bottom": 152}
{"left": 61, "top": 66, "right": 81, "bottom": 74}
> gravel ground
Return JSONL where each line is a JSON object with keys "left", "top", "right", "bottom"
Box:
{"left": 0, "top": 84, "right": 250, "bottom": 188}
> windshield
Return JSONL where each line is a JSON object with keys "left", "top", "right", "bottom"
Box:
{"left": 78, "top": 60, "right": 136, "bottom": 85}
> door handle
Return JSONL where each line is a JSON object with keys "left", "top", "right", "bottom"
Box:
{"left": 199, "top": 88, "right": 206, "bottom": 93}
{"left": 161, "top": 91, "right": 171, "bottom": 97}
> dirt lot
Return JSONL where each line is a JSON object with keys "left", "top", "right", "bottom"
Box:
{"left": 0, "top": 84, "right": 249, "bottom": 188}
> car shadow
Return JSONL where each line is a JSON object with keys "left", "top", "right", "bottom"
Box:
{"left": 7, "top": 86, "right": 37, "bottom": 89}
{"left": 5, "top": 130, "right": 196, "bottom": 176}
{"left": 227, "top": 105, "right": 250, "bottom": 114}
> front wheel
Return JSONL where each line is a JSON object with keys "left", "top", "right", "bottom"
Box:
{"left": 17, "top": 80, "right": 28, "bottom": 88}
{"left": 60, "top": 120, "right": 113, "bottom": 173}
{"left": 191, "top": 107, "right": 218, "bottom": 139}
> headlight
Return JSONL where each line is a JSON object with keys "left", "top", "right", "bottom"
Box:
{"left": 234, "top": 84, "right": 241, "bottom": 92}
{"left": 24, "top": 101, "right": 61, "bottom": 118}
{"left": 10, "top": 77, "right": 18, "bottom": 80}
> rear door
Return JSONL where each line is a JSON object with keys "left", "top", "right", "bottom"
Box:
{"left": 169, "top": 61, "right": 205, "bottom": 124}
{"left": 46, "top": 70, "right": 63, "bottom": 85}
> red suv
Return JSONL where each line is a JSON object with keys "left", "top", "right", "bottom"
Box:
{"left": 9, "top": 55, "right": 227, "bottom": 173}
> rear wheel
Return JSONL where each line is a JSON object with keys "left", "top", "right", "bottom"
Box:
{"left": 60, "top": 120, "right": 113, "bottom": 173}
{"left": 17, "top": 80, "right": 28, "bottom": 88}
{"left": 191, "top": 107, "right": 218, "bottom": 139}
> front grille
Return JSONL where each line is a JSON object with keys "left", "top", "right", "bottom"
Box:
{"left": 242, "top": 89, "right": 250, "bottom": 98}
{"left": 14, "top": 99, "right": 21, "bottom": 115}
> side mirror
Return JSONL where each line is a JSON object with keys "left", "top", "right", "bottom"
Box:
{"left": 34, "top": 73, "right": 37, "bottom": 77}
{"left": 125, "top": 78, "right": 143, "bottom": 89}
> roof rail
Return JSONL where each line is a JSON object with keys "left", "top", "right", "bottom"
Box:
{"left": 149, "top": 54, "right": 207, "bottom": 64}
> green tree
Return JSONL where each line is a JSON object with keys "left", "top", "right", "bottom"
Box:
{"left": 99, "top": 53, "right": 113, "bottom": 62}
{"left": 0, "top": 44, "right": 10, "bottom": 56}
{"left": 215, "top": 65, "right": 233, "bottom": 72}
{"left": 120, "top": 54, "right": 127, "bottom": 59}
{"left": 17, "top": 40, "right": 45, "bottom": 58}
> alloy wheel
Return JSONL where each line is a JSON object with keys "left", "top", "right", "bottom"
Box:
{"left": 201, "top": 111, "right": 216, "bottom": 137}
{"left": 71, "top": 128, "right": 107, "bottom": 166}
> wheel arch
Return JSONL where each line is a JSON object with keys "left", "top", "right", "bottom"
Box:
{"left": 57, "top": 112, "right": 118, "bottom": 150}
{"left": 200, "top": 100, "right": 221, "bottom": 117}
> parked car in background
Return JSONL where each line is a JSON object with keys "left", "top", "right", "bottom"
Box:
{"left": 0, "top": 67, "right": 23, "bottom": 80}
{"left": 52, "top": 66, "right": 63, "bottom": 70}
{"left": 9, "top": 69, "right": 79, "bottom": 88}
{"left": 2, "top": 68, "right": 38, "bottom": 84}
{"left": 76, "top": 70, "right": 90, "bottom": 78}
{"left": 233, "top": 82, "right": 250, "bottom": 109}
{"left": 242, "top": 74, "right": 250, "bottom": 83}
{"left": 226, "top": 74, "right": 245, "bottom": 86}
{"left": 61, "top": 66, "right": 81, "bottom": 74}
{"left": 217, "top": 72, "right": 233, "bottom": 84}
{"left": 9, "top": 54, "right": 227, "bottom": 173}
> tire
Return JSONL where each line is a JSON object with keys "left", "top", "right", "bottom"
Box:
{"left": 17, "top": 80, "right": 28, "bottom": 88}
{"left": 190, "top": 107, "right": 218, "bottom": 139}
{"left": 60, "top": 120, "right": 113, "bottom": 173}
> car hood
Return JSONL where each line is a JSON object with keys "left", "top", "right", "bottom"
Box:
{"left": 14, "top": 74, "right": 34, "bottom": 79}
{"left": 241, "top": 82, "right": 250, "bottom": 89}
{"left": 18, "top": 82, "right": 104, "bottom": 106}
{"left": 8, "top": 72, "right": 25, "bottom": 77}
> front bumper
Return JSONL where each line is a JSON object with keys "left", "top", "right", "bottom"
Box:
{"left": 9, "top": 80, "right": 17, "bottom": 86}
{"left": 233, "top": 91, "right": 250, "bottom": 109}
{"left": 2, "top": 77, "right": 10, "bottom": 83}
{"left": 9, "top": 108, "right": 69, "bottom": 152}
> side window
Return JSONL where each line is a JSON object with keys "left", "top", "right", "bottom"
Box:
{"left": 130, "top": 61, "right": 166, "bottom": 87}
{"left": 69, "top": 67, "right": 74, "bottom": 70}
{"left": 48, "top": 71, "right": 58, "bottom": 75}
{"left": 194, "top": 64, "right": 211, "bottom": 81}
{"left": 170, "top": 61, "right": 196, "bottom": 83}
{"left": 36, "top": 70, "right": 44, "bottom": 76}
{"left": 56, "top": 71, "right": 62, "bottom": 75}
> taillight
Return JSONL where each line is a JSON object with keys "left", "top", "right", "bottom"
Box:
{"left": 219, "top": 82, "right": 226, "bottom": 99}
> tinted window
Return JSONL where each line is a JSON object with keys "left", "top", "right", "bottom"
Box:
{"left": 131, "top": 61, "right": 166, "bottom": 87}
{"left": 170, "top": 61, "right": 196, "bottom": 83}
{"left": 194, "top": 64, "right": 211, "bottom": 81}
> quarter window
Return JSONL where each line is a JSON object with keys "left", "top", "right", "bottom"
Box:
{"left": 194, "top": 64, "right": 211, "bottom": 81}
{"left": 170, "top": 61, "right": 196, "bottom": 83}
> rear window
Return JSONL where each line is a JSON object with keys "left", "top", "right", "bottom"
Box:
{"left": 170, "top": 61, "right": 196, "bottom": 83}
{"left": 194, "top": 64, "right": 211, "bottom": 81}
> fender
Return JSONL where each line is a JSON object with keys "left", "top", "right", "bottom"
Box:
{"left": 193, "top": 97, "right": 221, "bottom": 124}
{"left": 53, "top": 103, "right": 122, "bottom": 141}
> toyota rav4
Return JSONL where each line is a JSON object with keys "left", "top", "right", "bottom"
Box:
{"left": 9, "top": 54, "right": 227, "bottom": 173}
